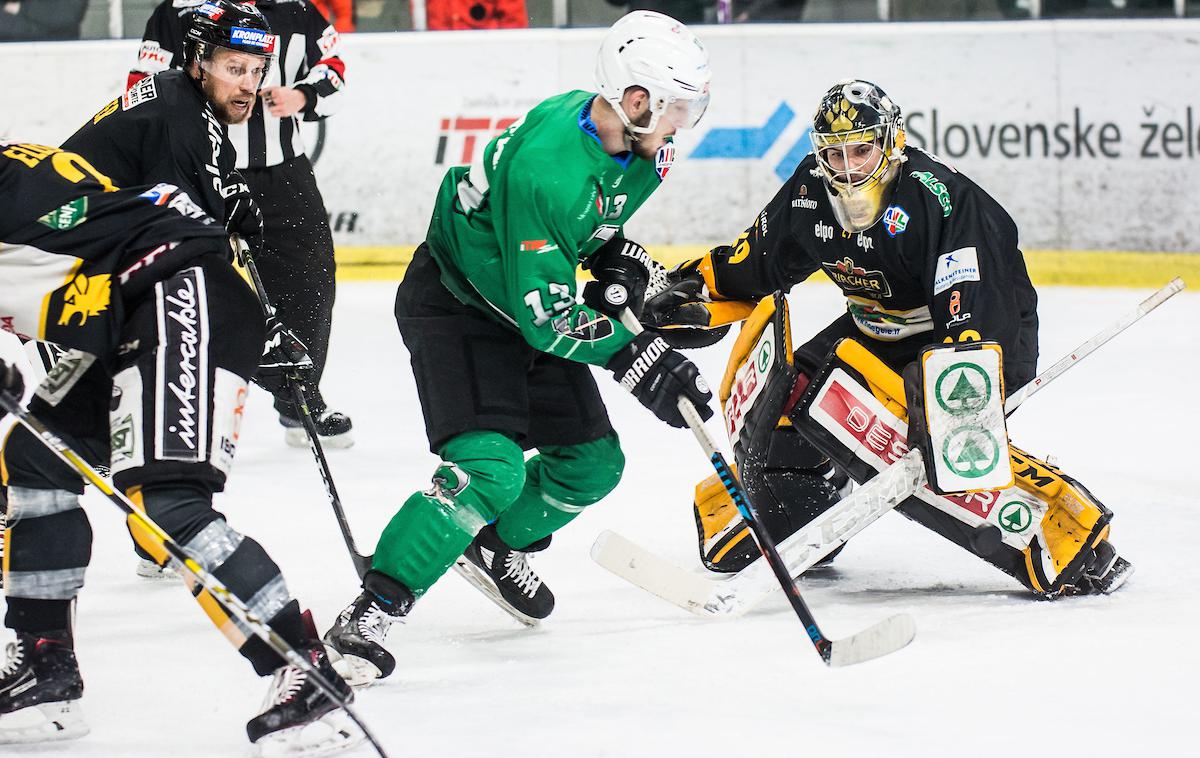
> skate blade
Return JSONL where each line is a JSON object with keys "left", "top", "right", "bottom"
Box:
{"left": 328, "top": 650, "right": 383, "bottom": 689}
{"left": 284, "top": 428, "right": 355, "bottom": 450}
{"left": 136, "top": 558, "right": 182, "bottom": 581}
{"left": 250, "top": 708, "right": 363, "bottom": 757}
{"left": 452, "top": 559, "right": 541, "bottom": 627}
{"left": 0, "top": 700, "right": 89, "bottom": 744}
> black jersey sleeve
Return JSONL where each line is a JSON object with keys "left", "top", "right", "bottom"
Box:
{"left": 706, "top": 170, "right": 819, "bottom": 300}
{"left": 922, "top": 179, "right": 1037, "bottom": 365}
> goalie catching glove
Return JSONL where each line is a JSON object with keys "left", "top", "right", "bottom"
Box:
{"left": 642, "top": 252, "right": 755, "bottom": 349}
{"left": 606, "top": 331, "right": 713, "bottom": 428}
{"left": 255, "top": 316, "right": 314, "bottom": 394}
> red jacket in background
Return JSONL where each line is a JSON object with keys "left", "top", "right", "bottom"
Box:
{"left": 426, "top": 0, "right": 528, "bottom": 30}
{"left": 310, "top": 0, "right": 355, "bottom": 32}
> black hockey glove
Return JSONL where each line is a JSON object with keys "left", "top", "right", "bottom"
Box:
{"left": 606, "top": 332, "right": 713, "bottom": 428}
{"left": 255, "top": 316, "right": 314, "bottom": 395}
{"left": 0, "top": 358, "right": 24, "bottom": 415}
{"left": 223, "top": 170, "right": 263, "bottom": 252}
{"left": 642, "top": 254, "right": 732, "bottom": 350}
{"left": 582, "top": 238, "right": 658, "bottom": 319}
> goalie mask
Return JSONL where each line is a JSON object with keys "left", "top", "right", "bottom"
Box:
{"left": 811, "top": 80, "right": 906, "bottom": 233}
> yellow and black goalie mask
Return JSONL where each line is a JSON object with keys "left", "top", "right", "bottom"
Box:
{"left": 811, "top": 80, "right": 906, "bottom": 233}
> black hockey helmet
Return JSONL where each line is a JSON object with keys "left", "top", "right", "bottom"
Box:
{"left": 811, "top": 80, "right": 907, "bottom": 233}
{"left": 184, "top": 1, "right": 275, "bottom": 81}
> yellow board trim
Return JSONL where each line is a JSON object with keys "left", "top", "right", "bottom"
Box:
{"left": 332, "top": 245, "right": 1200, "bottom": 287}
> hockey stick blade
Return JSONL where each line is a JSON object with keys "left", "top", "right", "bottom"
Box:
{"left": 826, "top": 613, "right": 916, "bottom": 668}
{"left": 592, "top": 448, "right": 926, "bottom": 618}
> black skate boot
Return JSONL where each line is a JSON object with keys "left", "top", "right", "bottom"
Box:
{"left": 0, "top": 631, "right": 88, "bottom": 744}
{"left": 323, "top": 572, "right": 413, "bottom": 687}
{"left": 456, "top": 524, "right": 554, "bottom": 624}
{"left": 247, "top": 642, "right": 361, "bottom": 756}
{"left": 280, "top": 409, "right": 354, "bottom": 450}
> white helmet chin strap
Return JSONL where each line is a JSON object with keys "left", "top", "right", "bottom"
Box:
{"left": 615, "top": 100, "right": 662, "bottom": 137}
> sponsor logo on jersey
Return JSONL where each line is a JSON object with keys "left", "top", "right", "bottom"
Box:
{"left": 156, "top": 268, "right": 209, "bottom": 462}
{"left": 792, "top": 184, "right": 818, "bottom": 210}
{"left": 38, "top": 197, "right": 88, "bottom": 231}
{"left": 139, "top": 183, "right": 176, "bottom": 205}
{"left": 821, "top": 257, "right": 892, "bottom": 298}
{"left": 882, "top": 205, "right": 909, "bottom": 236}
{"left": 57, "top": 273, "right": 111, "bottom": 326}
{"left": 655, "top": 142, "right": 675, "bottom": 180}
{"left": 122, "top": 75, "right": 157, "bottom": 110}
{"left": 910, "top": 170, "right": 952, "bottom": 217}
{"left": 520, "top": 239, "right": 548, "bottom": 253}
{"left": 137, "top": 40, "right": 170, "bottom": 69}
{"left": 552, "top": 311, "right": 615, "bottom": 343}
{"left": 814, "top": 220, "right": 835, "bottom": 242}
{"left": 933, "top": 247, "right": 980, "bottom": 294}
{"left": 856, "top": 232, "right": 874, "bottom": 251}
{"left": 230, "top": 28, "right": 275, "bottom": 52}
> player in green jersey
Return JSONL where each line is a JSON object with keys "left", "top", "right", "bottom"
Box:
{"left": 324, "top": 11, "right": 713, "bottom": 684}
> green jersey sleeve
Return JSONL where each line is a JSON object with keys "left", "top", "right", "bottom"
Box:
{"left": 495, "top": 162, "right": 634, "bottom": 365}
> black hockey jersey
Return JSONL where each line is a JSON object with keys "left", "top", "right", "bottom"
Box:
{"left": 61, "top": 69, "right": 234, "bottom": 220}
{"left": 129, "top": 0, "right": 346, "bottom": 169}
{"left": 708, "top": 149, "right": 1038, "bottom": 370}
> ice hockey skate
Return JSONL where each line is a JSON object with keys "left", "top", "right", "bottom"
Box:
{"left": 455, "top": 525, "right": 554, "bottom": 626}
{"left": 135, "top": 557, "right": 182, "bottom": 581}
{"left": 0, "top": 631, "right": 88, "bottom": 745}
{"left": 247, "top": 643, "right": 362, "bottom": 757}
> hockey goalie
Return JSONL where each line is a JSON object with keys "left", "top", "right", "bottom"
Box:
{"left": 642, "top": 79, "right": 1132, "bottom": 598}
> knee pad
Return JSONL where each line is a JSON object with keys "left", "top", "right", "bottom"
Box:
{"left": 436, "top": 430, "right": 527, "bottom": 523}
{"left": 109, "top": 259, "right": 259, "bottom": 494}
{"left": 695, "top": 426, "right": 843, "bottom": 573}
{"left": 535, "top": 432, "right": 625, "bottom": 509}
{"left": 4, "top": 487, "right": 92, "bottom": 600}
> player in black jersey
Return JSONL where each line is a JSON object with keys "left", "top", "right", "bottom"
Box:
{"left": 0, "top": 143, "right": 357, "bottom": 752}
{"left": 647, "top": 80, "right": 1130, "bottom": 597}
{"left": 131, "top": 0, "right": 351, "bottom": 448}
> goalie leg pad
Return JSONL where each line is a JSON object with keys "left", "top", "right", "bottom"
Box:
{"left": 695, "top": 427, "right": 844, "bottom": 573}
{"left": 790, "top": 337, "right": 1123, "bottom": 597}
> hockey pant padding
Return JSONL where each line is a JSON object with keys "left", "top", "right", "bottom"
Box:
{"left": 3, "top": 487, "right": 92, "bottom": 634}
{"left": 372, "top": 431, "right": 525, "bottom": 596}
{"left": 128, "top": 485, "right": 305, "bottom": 674}
{"left": 695, "top": 426, "right": 843, "bottom": 573}
{"left": 494, "top": 432, "right": 625, "bottom": 550}
{"left": 110, "top": 258, "right": 263, "bottom": 495}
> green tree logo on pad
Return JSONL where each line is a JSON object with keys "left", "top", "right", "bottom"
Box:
{"left": 941, "top": 425, "right": 1001, "bottom": 478}
{"left": 935, "top": 362, "right": 992, "bottom": 416}
{"left": 998, "top": 501, "right": 1033, "bottom": 534}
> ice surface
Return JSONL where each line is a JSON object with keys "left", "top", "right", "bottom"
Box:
{"left": 1, "top": 281, "right": 1196, "bottom": 757}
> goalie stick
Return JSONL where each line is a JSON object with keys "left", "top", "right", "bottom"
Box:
{"left": 619, "top": 311, "right": 915, "bottom": 667}
{"left": 233, "top": 237, "right": 372, "bottom": 579}
{"left": 595, "top": 277, "right": 1185, "bottom": 620}
{"left": 0, "top": 390, "right": 389, "bottom": 758}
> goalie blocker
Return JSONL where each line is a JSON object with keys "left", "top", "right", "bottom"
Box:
{"left": 695, "top": 297, "right": 1130, "bottom": 597}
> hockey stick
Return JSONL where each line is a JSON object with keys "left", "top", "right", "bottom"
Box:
{"left": 0, "top": 391, "right": 388, "bottom": 758}
{"left": 596, "top": 278, "right": 1186, "bottom": 619}
{"left": 233, "top": 236, "right": 372, "bottom": 578}
{"left": 619, "top": 311, "right": 914, "bottom": 667}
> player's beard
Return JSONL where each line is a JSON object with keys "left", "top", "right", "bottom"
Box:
{"left": 202, "top": 79, "right": 255, "bottom": 126}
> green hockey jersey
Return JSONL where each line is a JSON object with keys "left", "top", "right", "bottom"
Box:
{"left": 425, "top": 90, "right": 672, "bottom": 366}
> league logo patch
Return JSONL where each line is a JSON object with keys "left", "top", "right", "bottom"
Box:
{"left": 655, "top": 142, "right": 675, "bottom": 181}
{"left": 883, "top": 205, "right": 909, "bottom": 237}
{"left": 552, "top": 312, "right": 615, "bottom": 343}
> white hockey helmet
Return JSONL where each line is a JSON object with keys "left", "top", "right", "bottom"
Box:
{"left": 595, "top": 11, "right": 711, "bottom": 135}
